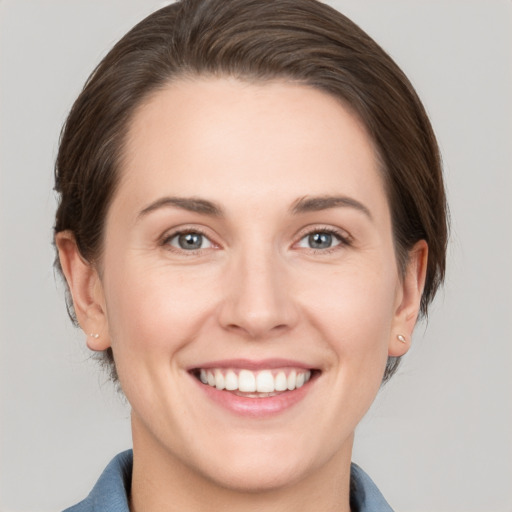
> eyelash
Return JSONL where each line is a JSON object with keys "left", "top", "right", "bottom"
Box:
{"left": 161, "top": 227, "right": 214, "bottom": 254}
{"left": 295, "top": 226, "right": 352, "bottom": 254}
{"left": 160, "top": 226, "right": 352, "bottom": 255}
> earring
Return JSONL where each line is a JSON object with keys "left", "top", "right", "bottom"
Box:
{"left": 397, "top": 334, "right": 407, "bottom": 344}
{"left": 89, "top": 333, "right": 100, "bottom": 339}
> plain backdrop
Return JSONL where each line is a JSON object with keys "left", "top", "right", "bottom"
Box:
{"left": 1, "top": 1, "right": 511, "bottom": 511}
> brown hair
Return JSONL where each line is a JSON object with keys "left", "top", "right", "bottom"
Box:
{"left": 54, "top": 0, "right": 448, "bottom": 383}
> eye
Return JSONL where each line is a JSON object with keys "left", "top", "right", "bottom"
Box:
{"left": 296, "top": 230, "right": 344, "bottom": 250}
{"left": 166, "top": 231, "right": 213, "bottom": 251}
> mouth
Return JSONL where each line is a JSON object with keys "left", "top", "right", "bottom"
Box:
{"left": 190, "top": 366, "right": 319, "bottom": 399}
{"left": 188, "top": 359, "right": 320, "bottom": 416}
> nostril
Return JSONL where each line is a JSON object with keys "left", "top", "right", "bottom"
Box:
{"left": 223, "top": 321, "right": 291, "bottom": 340}
{"left": 218, "top": 301, "right": 298, "bottom": 339}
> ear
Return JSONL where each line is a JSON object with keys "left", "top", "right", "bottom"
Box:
{"left": 389, "top": 240, "right": 428, "bottom": 357}
{"left": 55, "top": 231, "right": 111, "bottom": 351}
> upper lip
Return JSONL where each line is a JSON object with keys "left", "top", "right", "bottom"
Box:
{"left": 188, "top": 358, "right": 316, "bottom": 371}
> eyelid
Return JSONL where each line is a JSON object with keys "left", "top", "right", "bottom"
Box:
{"left": 158, "top": 223, "right": 352, "bottom": 254}
{"left": 160, "top": 225, "right": 220, "bottom": 253}
{"left": 293, "top": 225, "right": 353, "bottom": 250}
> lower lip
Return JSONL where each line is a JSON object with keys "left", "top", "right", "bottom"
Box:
{"left": 192, "top": 375, "right": 316, "bottom": 418}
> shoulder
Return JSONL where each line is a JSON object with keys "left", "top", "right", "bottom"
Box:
{"left": 350, "top": 463, "right": 394, "bottom": 512}
{"left": 62, "top": 450, "right": 133, "bottom": 512}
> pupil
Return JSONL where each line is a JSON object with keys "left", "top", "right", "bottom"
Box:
{"left": 179, "top": 233, "right": 202, "bottom": 250}
{"left": 309, "top": 232, "right": 332, "bottom": 249}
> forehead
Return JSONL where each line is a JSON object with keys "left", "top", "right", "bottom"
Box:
{"left": 116, "top": 77, "right": 387, "bottom": 216}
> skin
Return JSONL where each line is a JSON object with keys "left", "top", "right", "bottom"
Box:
{"left": 57, "top": 78, "right": 427, "bottom": 512}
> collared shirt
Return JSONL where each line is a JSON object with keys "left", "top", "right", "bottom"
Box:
{"left": 63, "top": 450, "right": 394, "bottom": 512}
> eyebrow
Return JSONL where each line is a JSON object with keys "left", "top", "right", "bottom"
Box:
{"left": 137, "top": 194, "right": 372, "bottom": 220}
{"left": 290, "top": 195, "right": 372, "bottom": 220}
{"left": 138, "top": 196, "right": 224, "bottom": 219}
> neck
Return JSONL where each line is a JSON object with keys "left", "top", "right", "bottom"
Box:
{"left": 129, "top": 419, "right": 353, "bottom": 512}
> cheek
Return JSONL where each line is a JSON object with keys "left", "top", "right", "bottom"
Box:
{"left": 302, "top": 260, "right": 397, "bottom": 330}
{"left": 298, "top": 261, "right": 397, "bottom": 372}
{"left": 103, "top": 261, "right": 219, "bottom": 356}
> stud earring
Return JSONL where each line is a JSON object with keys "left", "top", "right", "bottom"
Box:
{"left": 397, "top": 334, "right": 406, "bottom": 344}
{"left": 89, "top": 333, "right": 100, "bottom": 339}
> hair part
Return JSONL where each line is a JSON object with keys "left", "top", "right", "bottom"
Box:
{"left": 54, "top": 0, "right": 448, "bottom": 384}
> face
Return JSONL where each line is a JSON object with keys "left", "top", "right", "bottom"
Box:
{"left": 79, "top": 78, "right": 421, "bottom": 491}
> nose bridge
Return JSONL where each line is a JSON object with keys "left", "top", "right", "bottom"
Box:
{"left": 218, "top": 240, "right": 297, "bottom": 338}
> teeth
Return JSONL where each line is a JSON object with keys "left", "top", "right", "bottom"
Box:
{"left": 225, "top": 370, "right": 238, "bottom": 391}
{"left": 214, "top": 369, "right": 225, "bottom": 390}
{"left": 199, "top": 368, "right": 312, "bottom": 393}
{"left": 239, "top": 370, "right": 256, "bottom": 392}
{"left": 287, "top": 370, "right": 296, "bottom": 390}
{"left": 256, "top": 370, "right": 274, "bottom": 392}
{"left": 275, "top": 371, "right": 288, "bottom": 391}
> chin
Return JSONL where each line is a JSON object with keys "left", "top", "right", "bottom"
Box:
{"left": 175, "top": 428, "right": 341, "bottom": 495}
{"left": 196, "top": 453, "right": 315, "bottom": 494}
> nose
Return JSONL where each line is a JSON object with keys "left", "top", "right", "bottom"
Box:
{"left": 217, "top": 248, "right": 299, "bottom": 340}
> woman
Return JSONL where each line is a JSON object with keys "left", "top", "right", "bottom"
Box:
{"left": 54, "top": 0, "right": 447, "bottom": 510}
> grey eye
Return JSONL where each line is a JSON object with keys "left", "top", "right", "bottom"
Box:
{"left": 168, "top": 232, "right": 212, "bottom": 250}
{"left": 309, "top": 232, "right": 333, "bottom": 249}
{"left": 297, "top": 231, "right": 341, "bottom": 250}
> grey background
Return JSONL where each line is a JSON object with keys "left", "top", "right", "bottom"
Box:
{"left": 1, "top": 1, "right": 511, "bottom": 511}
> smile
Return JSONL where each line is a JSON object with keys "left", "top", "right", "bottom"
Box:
{"left": 197, "top": 368, "right": 312, "bottom": 396}
{"left": 189, "top": 360, "right": 319, "bottom": 416}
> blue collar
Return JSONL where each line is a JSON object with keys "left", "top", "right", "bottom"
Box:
{"left": 63, "top": 450, "right": 393, "bottom": 512}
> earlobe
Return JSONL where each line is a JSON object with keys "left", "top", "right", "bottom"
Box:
{"left": 55, "top": 231, "right": 111, "bottom": 351}
{"left": 389, "top": 240, "right": 428, "bottom": 357}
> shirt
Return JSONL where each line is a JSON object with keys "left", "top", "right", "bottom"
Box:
{"left": 63, "top": 450, "right": 394, "bottom": 512}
